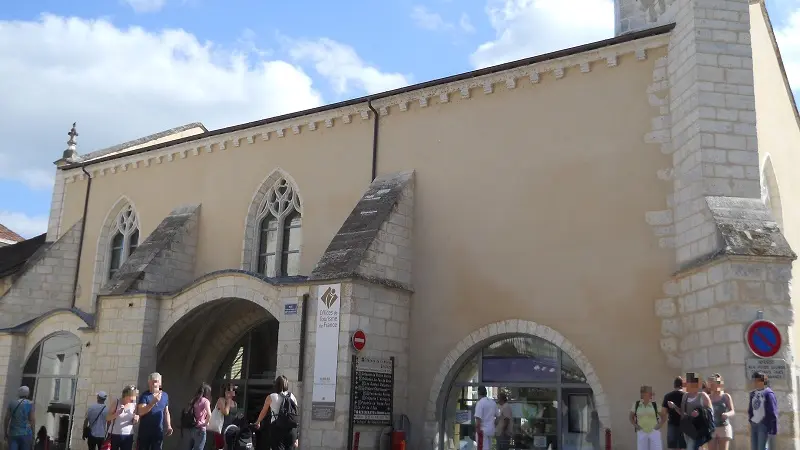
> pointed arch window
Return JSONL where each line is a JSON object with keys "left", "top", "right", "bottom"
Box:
{"left": 256, "top": 177, "right": 302, "bottom": 277}
{"left": 108, "top": 205, "right": 139, "bottom": 279}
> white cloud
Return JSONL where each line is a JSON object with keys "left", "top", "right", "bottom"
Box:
{"left": 123, "top": 0, "right": 167, "bottom": 13}
{"left": 411, "top": 6, "right": 453, "bottom": 31}
{"left": 287, "top": 38, "right": 411, "bottom": 95}
{"left": 470, "top": 0, "right": 614, "bottom": 69}
{"left": 775, "top": 8, "right": 800, "bottom": 95}
{"left": 459, "top": 13, "right": 476, "bottom": 33}
{"left": 410, "top": 6, "right": 476, "bottom": 34}
{"left": 0, "top": 211, "right": 48, "bottom": 239}
{"left": 0, "top": 15, "right": 403, "bottom": 190}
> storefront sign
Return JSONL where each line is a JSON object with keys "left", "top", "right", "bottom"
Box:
{"left": 351, "top": 356, "right": 394, "bottom": 425}
{"left": 745, "top": 358, "right": 787, "bottom": 380}
{"left": 311, "top": 284, "right": 342, "bottom": 420}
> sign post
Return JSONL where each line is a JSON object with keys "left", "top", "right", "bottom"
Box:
{"left": 745, "top": 319, "right": 782, "bottom": 358}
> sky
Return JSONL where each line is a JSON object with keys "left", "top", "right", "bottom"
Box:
{"left": 1, "top": 0, "right": 799, "bottom": 238}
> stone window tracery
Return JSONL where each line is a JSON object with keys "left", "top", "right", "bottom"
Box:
{"left": 108, "top": 204, "right": 139, "bottom": 279}
{"left": 256, "top": 178, "right": 302, "bottom": 277}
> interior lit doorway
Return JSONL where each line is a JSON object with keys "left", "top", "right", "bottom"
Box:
{"left": 441, "top": 335, "right": 600, "bottom": 450}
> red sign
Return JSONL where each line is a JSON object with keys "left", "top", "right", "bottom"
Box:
{"left": 352, "top": 329, "right": 367, "bottom": 351}
{"left": 745, "top": 319, "right": 782, "bottom": 358}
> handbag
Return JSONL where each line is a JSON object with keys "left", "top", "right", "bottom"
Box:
{"left": 102, "top": 401, "right": 119, "bottom": 450}
{"left": 208, "top": 407, "right": 224, "bottom": 434}
{"left": 84, "top": 406, "right": 106, "bottom": 440}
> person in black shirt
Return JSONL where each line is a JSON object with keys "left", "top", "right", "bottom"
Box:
{"left": 662, "top": 376, "right": 687, "bottom": 450}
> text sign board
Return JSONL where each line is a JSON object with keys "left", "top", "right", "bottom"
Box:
{"left": 284, "top": 303, "right": 298, "bottom": 316}
{"left": 311, "top": 284, "right": 342, "bottom": 421}
{"left": 745, "top": 358, "right": 787, "bottom": 381}
{"left": 351, "top": 356, "right": 394, "bottom": 425}
{"left": 745, "top": 319, "right": 783, "bottom": 358}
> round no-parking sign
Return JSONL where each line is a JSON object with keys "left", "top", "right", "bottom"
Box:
{"left": 745, "top": 319, "right": 782, "bottom": 358}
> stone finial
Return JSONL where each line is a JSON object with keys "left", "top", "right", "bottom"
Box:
{"left": 62, "top": 122, "right": 79, "bottom": 161}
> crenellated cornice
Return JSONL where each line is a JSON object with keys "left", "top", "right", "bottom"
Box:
{"left": 62, "top": 33, "right": 669, "bottom": 184}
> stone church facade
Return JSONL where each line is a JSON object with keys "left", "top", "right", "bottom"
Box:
{"left": 1, "top": 1, "right": 800, "bottom": 449}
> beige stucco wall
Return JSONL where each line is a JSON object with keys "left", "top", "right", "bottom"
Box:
{"left": 750, "top": 3, "right": 800, "bottom": 356}
{"left": 57, "top": 43, "right": 673, "bottom": 443}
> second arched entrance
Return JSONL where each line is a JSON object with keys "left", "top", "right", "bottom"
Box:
{"left": 157, "top": 297, "right": 280, "bottom": 450}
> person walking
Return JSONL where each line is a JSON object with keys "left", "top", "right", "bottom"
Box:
{"left": 707, "top": 374, "right": 734, "bottom": 450}
{"left": 180, "top": 384, "right": 212, "bottom": 450}
{"left": 254, "top": 375, "right": 299, "bottom": 450}
{"left": 106, "top": 385, "right": 140, "bottom": 450}
{"left": 661, "top": 377, "right": 686, "bottom": 450}
{"left": 473, "top": 386, "right": 497, "bottom": 450}
{"left": 748, "top": 372, "right": 778, "bottom": 450}
{"left": 137, "top": 372, "right": 173, "bottom": 450}
{"left": 213, "top": 383, "right": 238, "bottom": 450}
{"left": 84, "top": 391, "right": 109, "bottom": 450}
{"left": 495, "top": 390, "right": 512, "bottom": 450}
{"left": 4, "top": 386, "right": 35, "bottom": 450}
{"left": 631, "top": 385, "right": 662, "bottom": 450}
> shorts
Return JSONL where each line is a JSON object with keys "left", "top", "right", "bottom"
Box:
{"left": 666, "top": 424, "right": 687, "bottom": 449}
{"left": 713, "top": 424, "right": 733, "bottom": 440}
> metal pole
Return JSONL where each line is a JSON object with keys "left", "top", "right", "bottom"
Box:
{"left": 348, "top": 355, "right": 357, "bottom": 450}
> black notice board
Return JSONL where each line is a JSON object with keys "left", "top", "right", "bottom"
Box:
{"left": 351, "top": 355, "right": 394, "bottom": 425}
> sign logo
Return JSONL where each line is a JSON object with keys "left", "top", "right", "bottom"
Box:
{"left": 321, "top": 287, "right": 339, "bottom": 309}
{"left": 745, "top": 319, "right": 783, "bottom": 359}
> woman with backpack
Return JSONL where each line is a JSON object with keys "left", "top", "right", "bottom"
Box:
{"left": 180, "top": 383, "right": 212, "bottom": 450}
{"left": 254, "top": 376, "right": 299, "bottom": 450}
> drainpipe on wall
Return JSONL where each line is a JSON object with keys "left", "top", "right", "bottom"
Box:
{"left": 71, "top": 166, "right": 93, "bottom": 309}
{"left": 367, "top": 99, "right": 380, "bottom": 181}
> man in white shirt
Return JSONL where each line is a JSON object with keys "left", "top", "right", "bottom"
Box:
{"left": 474, "top": 387, "right": 497, "bottom": 450}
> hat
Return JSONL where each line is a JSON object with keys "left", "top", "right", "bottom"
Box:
{"left": 17, "top": 386, "right": 30, "bottom": 397}
{"left": 97, "top": 391, "right": 108, "bottom": 399}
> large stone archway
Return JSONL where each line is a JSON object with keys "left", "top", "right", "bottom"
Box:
{"left": 423, "top": 319, "right": 611, "bottom": 450}
{"left": 156, "top": 272, "right": 283, "bottom": 345}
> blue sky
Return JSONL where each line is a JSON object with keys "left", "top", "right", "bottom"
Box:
{"left": 1, "top": 0, "right": 799, "bottom": 238}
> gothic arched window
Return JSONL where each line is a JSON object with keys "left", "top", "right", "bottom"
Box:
{"left": 108, "top": 204, "right": 139, "bottom": 279}
{"left": 255, "top": 177, "right": 302, "bottom": 277}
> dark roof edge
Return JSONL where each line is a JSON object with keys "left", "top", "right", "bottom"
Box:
{"left": 62, "top": 23, "right": 676, "bottom": 170}
{"left": 756, "top": 2, "right": 800, "bottom": 130}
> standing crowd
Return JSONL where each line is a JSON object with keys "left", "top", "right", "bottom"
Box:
{"left": 631, "top": 371, "right": 778, "bottom": 450}
{"left": 4, "top": 373, "right": 299, "bottom": 450}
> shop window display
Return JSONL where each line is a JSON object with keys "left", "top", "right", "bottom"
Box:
{"left": 442, "top": 335, "right": 600, "bottom": 450}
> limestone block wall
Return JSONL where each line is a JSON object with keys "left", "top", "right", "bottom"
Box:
{"left": 656, "top": 258, "right": 797, "bottom": 448}
{"left": 667, "top": 0, "right": 762, "bottom": 265}
{"left": 0, "top": 220, "right": 82, "bottom": 328}
{"left": 357, "top": 182, "right": 414, "bottom": 289}
{"left": 0, "top": 334, "right": 25, "bottom": 442}
{"left": 92, "top": 294, "right": 157, "bottom": 396}
{"left": 300, "top": 282, "right": 411, "bottom": 450}
{"left": 132, "top": 205, "right": 200, "bottom": 293}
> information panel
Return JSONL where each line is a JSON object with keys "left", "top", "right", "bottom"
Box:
{"left": 351, "top": 356, "right": 394, "bottom": 425}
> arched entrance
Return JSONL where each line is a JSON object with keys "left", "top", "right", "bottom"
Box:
{"left": 156, "top": 297, "right": 280, "bottom": 450}
{"left": 437, "top": 333, "right": 602, "bottom": 450}
{"left": 21, "top": 332, "right": 82, "bottom": 450}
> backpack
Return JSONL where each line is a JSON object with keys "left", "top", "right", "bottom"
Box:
{"left": 230, "top": 426, "right": 254, "bottom": 450}
{"left": 272, "top": 392, "right": 299, "bottom": 430}
{"left": 634, "top": 401, "right": 659, "bottom": 428}
{"left": 180, "top": 400, "right": 198, "bottom": 430}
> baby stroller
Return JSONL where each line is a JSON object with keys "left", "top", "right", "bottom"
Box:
{"left": 223, "top": 414, "right": 256, "bottom": 450}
